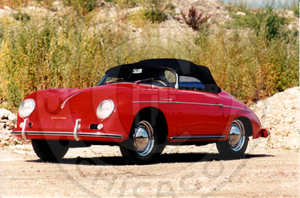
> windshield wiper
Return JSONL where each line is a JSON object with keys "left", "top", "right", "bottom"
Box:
{"left": 135, "top": 78, "right": 154, "bottom": 84}
{"left": 106, "top": 78, "right": 124, "bottom": 84}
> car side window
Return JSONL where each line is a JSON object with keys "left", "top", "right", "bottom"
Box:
{"left": 179, "top": 76, "right": 205, "bottom": 90}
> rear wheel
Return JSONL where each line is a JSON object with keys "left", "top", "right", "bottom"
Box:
{"left": 216, "top": 119, "right": 249, "bottom": 159}
{"left": 120, "top": 120, "right": 165, "bottom": 164}
{"left": 32, "top": 139, "right": 69, "bottom": 162}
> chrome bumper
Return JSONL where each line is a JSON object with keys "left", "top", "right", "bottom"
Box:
{"left": 13, "top": 118, "right": 122, "bottom": 141}
{"left": 11, "top": 131, "right": 123, "bottom": 140}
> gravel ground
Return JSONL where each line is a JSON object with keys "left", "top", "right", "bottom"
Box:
{"left": 0, "top": 142, "right": 299, "bottom": 197}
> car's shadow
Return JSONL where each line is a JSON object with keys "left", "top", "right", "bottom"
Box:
{"left": 27, "top": 153, "right": 274, "bottom": 166}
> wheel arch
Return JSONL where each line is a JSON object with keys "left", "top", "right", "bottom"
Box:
{"left": 132, "top": 107, "right": 168, "bottom": 143}
{"left": 235, "top": 116, "right": 253, "bottom": 137}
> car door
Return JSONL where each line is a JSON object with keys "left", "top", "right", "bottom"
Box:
{"left": 175, "top": 76, "right": 226, "bottom": 136}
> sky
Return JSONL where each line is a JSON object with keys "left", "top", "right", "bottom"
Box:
{"left": 218, "top": 0, "right": 297, "bottom": 9}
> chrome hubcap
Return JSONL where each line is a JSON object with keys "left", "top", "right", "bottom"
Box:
{"left": 133, "top": 121, "right": 154, "bottom": 157}
{"left": 229, "top": 120, "right": 245, "bottom": 152}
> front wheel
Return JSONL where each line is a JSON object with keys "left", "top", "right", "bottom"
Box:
{"left": 120, "top": 120, "right": 165, "bottom": 164}
{"left": 32, "top": 139, "right": 69, "bottom": 162}
{"left": 216, "top": 119, "right": 249, "bottom": 159}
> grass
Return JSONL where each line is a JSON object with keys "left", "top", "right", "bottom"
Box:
{"left": 0, "top": 1, "right": 298, "bottom": 111}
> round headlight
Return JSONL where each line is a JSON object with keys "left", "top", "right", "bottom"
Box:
{"left": 96, "top": 99, "right": 115, "bottom": 120}
{"left": 18, "top": 99, "right": 36, "bottom": 118}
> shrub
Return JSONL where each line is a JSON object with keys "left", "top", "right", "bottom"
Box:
{"left": 193, "top": 27, "right": 299, "bottom": 102}
{"left": 143, "top": 0, "right": 167, "bottom": 23}
{"left": 181, "top": 6, "right": 211, "bottom": 31}
{"left": 144, "top": 9, "right": 167, "bottom": 23}
{"left": 230, "top": 8, "right": 289, "bottom": 41}
{"left": 11, "top": 10, "right": 30, "bottom": 21}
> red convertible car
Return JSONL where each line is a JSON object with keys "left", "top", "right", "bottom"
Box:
{"left": 12, "top": 59, "right": 268, "bottom": 164}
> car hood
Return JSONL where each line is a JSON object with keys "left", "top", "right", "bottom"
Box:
{"left": 25, "top": 83, "right": 136, "bottom": 115}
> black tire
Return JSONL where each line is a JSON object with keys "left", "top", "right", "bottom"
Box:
{"left": 216, "top": 119, "right": 249, "bottom": 159}
{"left": 32, "top": 139, "right": 69, "bottom": 162}
{"left": 120, "top": 119, "right": 166, "bottom": 164}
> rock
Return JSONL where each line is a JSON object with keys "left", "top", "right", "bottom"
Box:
{"left": 51, "top": 0, "right": 64, "bottom": 11}
{"left": 3, "top": 6, "right": 11, "bottom": 12}
{"left": 251, "top": 87, "right": 300, "bottom": 150}
{"left": 28, "top": 1, "right": 38, "bottom": 6}
{"left": 8, "top": 113, "right": 17, "bottom": 123}
{"left": 0, "top": 9, "right": 8, "bottom": 18}
{"left": 0, "top": 109, "right": 12, "bottom": 118}
{"left": 237, "top": 11, "right": 246, "bottom": 16}
{"left": 175, "top": 8, "right": 181, "bottom": 14}
{"left": 13, "top": 150, "right": 27, "bottom": 155}
{"left": 56, "top": 6, "right": 74, "bottom": 17}
{"left": 8, "top": 123, "right": 15, "bottom": 130}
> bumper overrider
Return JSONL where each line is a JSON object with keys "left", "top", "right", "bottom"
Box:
{"left": 11, "top": 118, "right": 123, "bottom": 141}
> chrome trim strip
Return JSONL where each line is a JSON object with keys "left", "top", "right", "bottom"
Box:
{"left": 11, "top": 131, "right": 123, "bottom": 139}
{"left": 61, "top": 91, "right": 83, "bottom": 109}
{"left": 133, "top": 101, "right": 174, "bottom": 103}
{"left": 78, "top": 132, "right": 122, "bottom": 139}
{"left": 222, "top": 105, "right": 251, "bottom": 112}
{"left": 176, "top": 101, "right": 216, "bottom": 106}
{"left": 170, "top": 135, "right": 225, "bottom": 140}
{"left": 132, "top": 101, "right": 252, "bottom": 112}
{"left": 21, "top": 118, "right": 28, "bottom": 140}
{"left": 73, "top": 119, "right": 81, "bottom": 141}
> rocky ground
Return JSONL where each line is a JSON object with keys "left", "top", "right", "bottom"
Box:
{"left": 0, "top": 87, "right": 299, "bottom": 197}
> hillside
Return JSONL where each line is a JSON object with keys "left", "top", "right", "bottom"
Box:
{"left": 0, "top": 0, "right": 298, "bottom": 110}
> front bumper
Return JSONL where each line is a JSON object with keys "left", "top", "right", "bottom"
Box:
{"left": 11, "top": 131, "right": 122, "bottom": 140}
{"left": 11, "top": 118, "right": 123, "bottom": 142}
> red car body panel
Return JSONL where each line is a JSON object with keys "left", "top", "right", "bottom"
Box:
{"left": 13, "top": 82, "right": 265, "bottom": 142}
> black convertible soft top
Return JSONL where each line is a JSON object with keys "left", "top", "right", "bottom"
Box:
{"left": 106, "top": 59, "right": 221, "bottom": 93}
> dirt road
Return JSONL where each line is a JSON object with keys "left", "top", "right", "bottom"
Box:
{"left": 0, "top": 142, "right": 299, "bottom": 198}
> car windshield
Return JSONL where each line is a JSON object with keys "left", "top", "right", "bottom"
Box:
{"left": 98, "top": 66, "right": 176, "bottom": 88}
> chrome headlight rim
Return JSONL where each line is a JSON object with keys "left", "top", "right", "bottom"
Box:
{"left": 18, "top": 98, "right": 36, "bottom": 118}
{"left": 96, "top": 99, "right": 115, "bottom": 120}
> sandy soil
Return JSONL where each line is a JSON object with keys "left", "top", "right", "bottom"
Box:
{"left": 0, "top": 142, "right": 299, "bottom": 198}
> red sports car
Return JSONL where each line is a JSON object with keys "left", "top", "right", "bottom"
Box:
{"left": 12, "top": 59, "right": 268, "bottom": 164}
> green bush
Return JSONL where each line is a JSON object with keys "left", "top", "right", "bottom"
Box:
{"left": 143, "top": 0, "right": 167, "bottom": 23}
{"left": 144, "top": 9, "right": 167, "bottom": 23}
{"left": 230, "top": 8, "right": 289, "bottom": 41}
